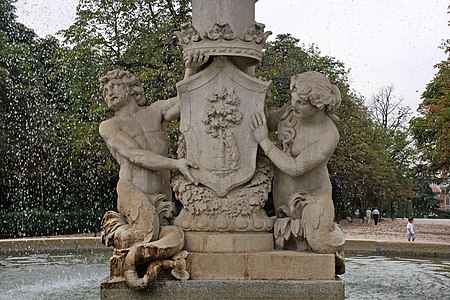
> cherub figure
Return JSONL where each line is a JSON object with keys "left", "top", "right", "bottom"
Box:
{"left": 251, "top": 71, "right": 345, "bottom": 273}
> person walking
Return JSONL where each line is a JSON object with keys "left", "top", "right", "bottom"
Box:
{"left": 372, "top": 208, "right": 380, "bottom": 225}
{"left": 406, "top": 217, "right": 416, "bottom": 241}
{"left": 365, "top": 208, "right": 372, "bottom": 225}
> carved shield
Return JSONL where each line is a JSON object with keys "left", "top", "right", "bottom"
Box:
{"left": 177, "top": 57, "right": 271, "bottom": 197}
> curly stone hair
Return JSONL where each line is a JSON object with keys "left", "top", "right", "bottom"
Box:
{"left": 278, "top": 71, "right": 342, "bottom": 154}
{"left": 290, "top": 71, "right": 341, "bottom": 114}
{"left": 99, "top": 69, "right": 146, "bottom": 106}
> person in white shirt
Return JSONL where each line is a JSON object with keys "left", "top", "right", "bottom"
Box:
{"left": 406, "top": 217, "right": 416, "bottom": 241}
{"left": 365, "top": 208, "right": 372, "bottom": 225}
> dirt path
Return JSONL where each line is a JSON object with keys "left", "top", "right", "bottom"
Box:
{"left": 341, "top": 218, "right": 450, "bottom": 243}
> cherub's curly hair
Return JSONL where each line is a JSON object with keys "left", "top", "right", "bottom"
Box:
{"left": 278, "top": 71, "right": 341, "bottom": 154}
{"left": 99, "top": 69, "right": 146, "bottom": 106}
{"left": 290, "top": 71, "right": 341, "bottom": 114}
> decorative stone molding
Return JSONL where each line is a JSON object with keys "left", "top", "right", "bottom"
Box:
{"left": 175, "top": 22, "right": 271, "bottom": 64}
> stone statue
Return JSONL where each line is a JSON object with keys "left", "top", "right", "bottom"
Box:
{"left": 251, "top": 71, "right": 345, "bottom": 272}
{"left": 100, "top": 1, "right": 346, "bottom": 297}
{"left": 98, "top": 69, "right": 199, "bottom": 288}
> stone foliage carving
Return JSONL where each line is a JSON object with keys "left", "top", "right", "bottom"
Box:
{"left": 241, "top": 22, "right": 272, "bottom": 44}
{"left": 203, "top": 87, "right": 243, "bottom": 173}
{"left": 176, "top": 23, "right": 201, "bottom": 44}
{"left": 204, "top": 23, "right": 235, "bottom": 40}
{"left": 98, "top": 69, "right": 197, "bottom": 288}
{"left": 172, "top": 134, "right": 274, "bottom": 232}
{"left": 175, "top": 22, "right": 272, "bottom": 64}
{"left": 251, "top": 71, "right": 345, "bottom": 274}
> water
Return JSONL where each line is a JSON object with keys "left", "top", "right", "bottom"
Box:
{"left": 0, "top": 252, "right": 449, "bottom": 299}
{"left": 0, "top": 251, "right": 109, "bottom": 300}
{"left": 342, "top": 255, "right": 450, "bottom": 300}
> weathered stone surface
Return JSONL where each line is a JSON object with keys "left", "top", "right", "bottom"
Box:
{"left": 184, "top": 232, "right": 274, "bottom": 252}
{"left": 173, "top": 57, "right": 274, "bottom": 232}
{"left": 98, "top": 0, "right": 349, "bottom": 293}
{"left": 101, "top": 279, "right": 345, "bottom": 300}
{"left": 252, "top": 72, "right": 345, "bottom": 259}
{"left": 172, "top": 155, "right": 274, "bottom": 232}
{"left": 174, "top": 0, "right": 271, "bottom": 68}
{"left": 192, "top": 0, "right": 256, "bottom": 38}
{"left": 98, "top": 69, "right": 199, "bottom": 289}
{"left": 177, "top": 57, "right": 270, "bottom": 196}
{"left": 187, "top": 251, "right": 336, "bottom": 280}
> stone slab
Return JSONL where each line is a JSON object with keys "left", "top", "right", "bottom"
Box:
{"left": 2, "top": 237, "right": 448, "bottom": 258}
{"left": 0, "top": 237, "right": 105, "bottom": 253}
{"left": 187, "top": 251, "right": 335, "bottom": 280}
{"left": 344, "top": 240, "right": 450, "bottom": 258}
{"left": 184, "top": 232, "right": 274, "bottom": 252}
{"left": 101, "top": 279, "right": 345, "bottom": 300}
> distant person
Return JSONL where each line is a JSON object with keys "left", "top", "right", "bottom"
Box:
{"left": 355, "top": 208, "right": 360, "bottom": 222}
{"left": 366, "top": 208, "right": 372, "bottom": 225}
{"left": 406, "top": 217, "right": 416, "bottom": 242}
{"left": 372, "top": 208, "right": 380, "bottom": 225}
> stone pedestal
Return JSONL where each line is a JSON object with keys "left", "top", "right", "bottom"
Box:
{"left": 101, "top": 279, "right": 345, "bottom": 300}
{"left": 187, "top": 251, "right": 336, "bottom": 280}
{"left": 184, "top": 232, "right": 274, "bottom": 252}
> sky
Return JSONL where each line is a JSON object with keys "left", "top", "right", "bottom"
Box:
{"left": 15, "top": 0, "right": 449, "bottom": 113}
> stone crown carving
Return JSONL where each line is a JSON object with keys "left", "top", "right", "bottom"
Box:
{"left": 175, "top": 22, "right": 272, "bottom": 63}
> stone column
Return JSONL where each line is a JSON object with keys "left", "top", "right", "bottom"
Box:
{"left": 192, "top": 0, "right": 256, "bottom": 38}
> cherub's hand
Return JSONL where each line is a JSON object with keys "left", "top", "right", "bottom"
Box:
{"left": 184, "top": 50, "right": 209, "bottom": 78}
{"left": 176, "top": 158, "right": 199, "bottom": 185}
{"left": 250, "top": 112, "right": 269, "bottom": 143}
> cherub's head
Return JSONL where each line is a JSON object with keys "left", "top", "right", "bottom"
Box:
{"left": 99, "top": 69, "right": 146, "bottom": 110}
{"left": 290, "top": 71, "right": 341, "bottom": 119}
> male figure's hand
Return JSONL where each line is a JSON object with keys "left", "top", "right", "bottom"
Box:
{"left": 184, "top": 50, "right": 209, "bottom": 78}
{"left": 176, "top": 158, "right": 199, "bottom": 185}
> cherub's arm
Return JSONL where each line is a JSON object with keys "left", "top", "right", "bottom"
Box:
{"left": 259, "top": 135, "right": 337, "bottom": 177}
{"left": 99, "top": 120, "right": 198, "bottom": 184}
{"left": 251, "top": 112, "right": 338, "bottom": 177}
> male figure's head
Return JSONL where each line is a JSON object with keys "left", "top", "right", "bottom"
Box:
{"left": 99, "top": 69, "right": 146, "bottom": 110}
{"left": 408, "top": 217, "right": 414, "bottom": 223}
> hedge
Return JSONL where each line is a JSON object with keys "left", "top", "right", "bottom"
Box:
{"left": 0, "top": 209, "right": 103, "bottom": 238}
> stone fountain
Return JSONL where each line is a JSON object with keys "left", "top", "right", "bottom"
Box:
{"left": 99, "top": 0, "right": 345, "bottom": 299}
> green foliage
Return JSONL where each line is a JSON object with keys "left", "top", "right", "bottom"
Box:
{"left": 257, "top": 34, "right": 349, "bottom": 110}
{"left": 412, "top": 167, "right": 441, "bottom": 217}
{"left": 61, "top": 0, "right": 190, "bottom": 102}
{"left": 410, "top": 8, "right": 450, "bottom": 175}
{"left": 0, "top": 209, "right": 101, "bottom": 238}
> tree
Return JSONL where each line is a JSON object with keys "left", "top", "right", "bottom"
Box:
{"left": 0, "top": 0, "right": 58, "bottom": 212}
{"left": 412, "top": 165, "right": 441, "bottom": 217}
{"left": 0, "top": 0, "right": 194, "bottom": 237}
{"left": 257, "top": 34, "right": 350, "bottom": 111}
{"left": 367, "top": 85, "right": 416, "bottom": 218}
{"left": 410, "top": 11, "right": 450, "bottom": 175}
{"left": 369, "top": 85, "right": 412, "bottom": 131}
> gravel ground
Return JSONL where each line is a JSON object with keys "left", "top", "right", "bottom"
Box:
{"left": 341, "top": 218, "right": 450, "bottom": 244}
{"left": 5, "top": 218, "right": 450, "bottom": 245}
